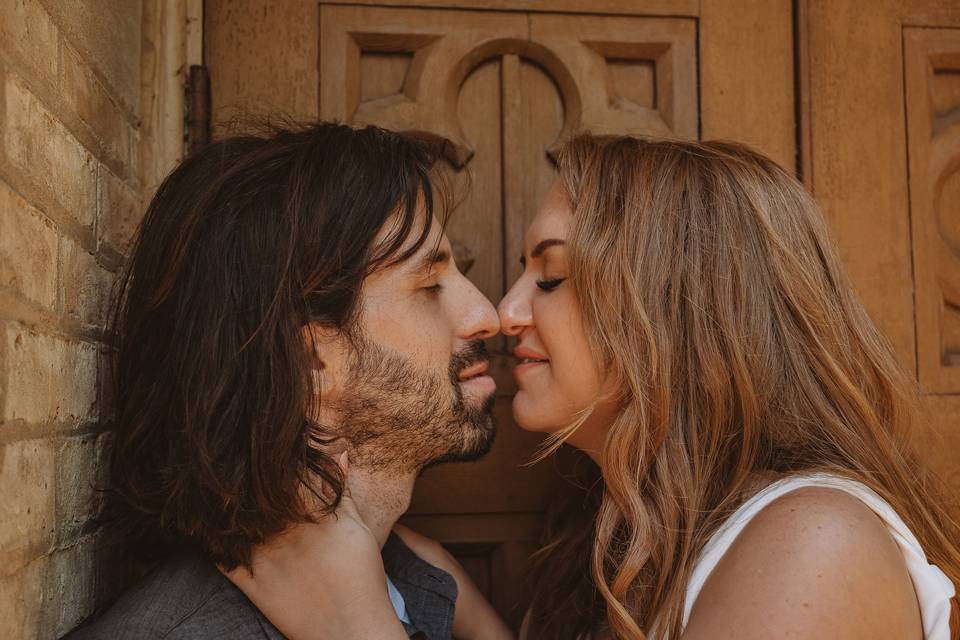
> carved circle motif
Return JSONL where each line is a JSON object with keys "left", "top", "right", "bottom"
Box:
{"left": 936, "top": 162, "right": 960, "bottom": 257}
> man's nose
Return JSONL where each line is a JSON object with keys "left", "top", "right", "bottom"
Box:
{"left": 461, "top": 285, "right": 499, "bottom": 341}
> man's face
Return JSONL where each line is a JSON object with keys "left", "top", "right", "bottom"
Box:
{"left": 322, "top": 211, "right": 500, "bottom": 473}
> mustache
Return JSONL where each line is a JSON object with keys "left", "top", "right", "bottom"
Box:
{"left": 448, "top": 339, "right": 489, "bottom": 384}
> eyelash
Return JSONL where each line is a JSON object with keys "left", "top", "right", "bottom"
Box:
{"left": 536, "top": 278, "right": 565, "bottom": 292}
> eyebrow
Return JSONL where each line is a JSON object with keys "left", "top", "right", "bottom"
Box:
{"left": 413, "top": 248, "right": 450, "bottom": 276}
{"left": 520, "top": 238, "right": 566, "bottom": 265}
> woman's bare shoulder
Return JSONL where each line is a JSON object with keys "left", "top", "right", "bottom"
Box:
{"left": 682, "top": 486, "right": 922, "bottom": 640}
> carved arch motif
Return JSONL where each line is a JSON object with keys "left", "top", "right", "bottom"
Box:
{"left": 320, "top": 5, "right": 698, "bottom": 168}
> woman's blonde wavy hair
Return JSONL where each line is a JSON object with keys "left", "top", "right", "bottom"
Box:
{"left": 524, "top": 135, "right": 960, "bottom": 639}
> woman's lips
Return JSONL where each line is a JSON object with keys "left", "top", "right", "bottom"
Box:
{"left": 512, "top": 359, "right": 549, "bottom": 378}
{"left": 512, "top": 346, "right": 550, "bottom": 379}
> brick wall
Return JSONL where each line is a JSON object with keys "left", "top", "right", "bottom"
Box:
{"left": 0, "top": 1, "right": 150, "bottom": 637}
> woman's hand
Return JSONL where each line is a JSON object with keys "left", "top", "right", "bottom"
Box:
{"left": 222, "top": 454, "right": 408, "bottom": 640}
{"left": 393, "top": 524, "right": 515, "bottom": 640}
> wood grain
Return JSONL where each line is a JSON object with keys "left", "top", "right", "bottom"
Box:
{"left": 319, "top": 0, "right": 699, "bottom": 18}
{"left": 700, "top": 0, "right": 795, "bottom": 170}
{"left": 206, "top": 0, "right": 319, "bottom": 128}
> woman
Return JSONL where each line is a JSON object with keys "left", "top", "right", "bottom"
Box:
{"left": 497, "top": 135, "right": 959, "bottom": 639}
{"left": 239, "top": 134, "right": 960, "bottom": 639}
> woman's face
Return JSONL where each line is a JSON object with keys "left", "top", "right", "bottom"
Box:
{"left": 498, "top": 181, "right": 617, "bottom": 455}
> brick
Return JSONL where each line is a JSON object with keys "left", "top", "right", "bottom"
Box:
{"left": 60, "top": 235, "right": 114, "bottom": 327}
{"left": 0, "top": 179, "right": 58, "bottom": 309}
{"left": 0, "top": 439, "right": 55, "bottom": 564}
{"left": 1, "top": 324, "right": 98, "bottom": 424}
{"left": 0, "top": 0, "right": 59, "bottom": 85}
{"left": 3, "top": 74, "right": 97, "bottom": 228}
{"left": 38, "top": 0, "right": 141, "bottom": 112}
{"left": 61, "top": 42, "right": 134, "bottom": 168}
{"left": 99, "top": 169, "right": 142, "bottom": 256}
{"left": 54, "top": 432, "right": 109, "bottom": 545}
{"left": 0, "top": 554, "right": 46, "bottom": 639}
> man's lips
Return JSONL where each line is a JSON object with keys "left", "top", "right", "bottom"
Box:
{"left": 457, "top": 360, "right": 490, "bottom": 382}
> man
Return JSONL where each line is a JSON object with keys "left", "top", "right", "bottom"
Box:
{"left": 65, "top": 123, "right": 510, "bottom": 639}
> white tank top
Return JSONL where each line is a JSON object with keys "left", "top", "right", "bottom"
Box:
{"left": 679, "top": 473, "right": 956, "bottom": 639}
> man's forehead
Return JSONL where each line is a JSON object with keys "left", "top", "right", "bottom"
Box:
{"left": 407, "top": 227, "right": 451, "bottom": 272}
{"left": 372, "top": 211, "right": 450, "bottom": 273}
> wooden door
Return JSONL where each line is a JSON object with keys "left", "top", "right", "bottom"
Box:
{"left": 798, "top": 0, "right": 960, "bottom": 515}
{"left": 206, "top": 0, "right": 794, "bottom": 627}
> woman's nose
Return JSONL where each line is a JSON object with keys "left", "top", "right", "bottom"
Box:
{"left": 498, "top": 282, "right": 532, "bottom": 337}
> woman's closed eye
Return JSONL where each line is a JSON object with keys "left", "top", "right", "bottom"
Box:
{"left": 536, "top": 278, "right": 566, "bottom": 292}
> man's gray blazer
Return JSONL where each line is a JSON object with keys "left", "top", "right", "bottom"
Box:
{"left": 63, "top": 533, "right": 458, "bottom": 639}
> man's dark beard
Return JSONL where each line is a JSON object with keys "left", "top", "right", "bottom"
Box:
{"left": 331, "top": 336, "right": 496, "bottom": 473}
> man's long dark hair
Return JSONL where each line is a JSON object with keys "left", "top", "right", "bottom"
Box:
{"left": 105, "top": 122, "right": 449, "bottom": 569}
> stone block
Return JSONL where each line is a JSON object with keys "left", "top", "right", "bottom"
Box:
{"left": 60, "top": 234, "right": 115, "bottom": 328}
{"left": 40, "top": 537, "right": 97, "bottom": 638}
{"left": 3, "top": 74, "right": 97, "bottom": 228}
{"left": 0, "top": 179, "right": 58, "bottom": 309}
{"left": 1, "top": 324, "right": 98, "bottom": 424}
{"left": 61, "top": 42, "right": 134, "bottom": 169}
{"left": 97, "top": 343, "right": 116, "bottom": 422}
{"left": 0, "top": 0, "right": 59, "bottom": 85}
{"left": 0, "top": 439, "right": 55, "bottom": 567}
{"left": 98, "top": 168, "right": 142, "bottom": 256}
{"left": 38, "top": 0, "right": 141, "bottom": 112}
{"left": 0, "top": 555, "right": 46, "bottom": 640}
{"left": 54, "top": 432, "right": 109, "bottom": 545}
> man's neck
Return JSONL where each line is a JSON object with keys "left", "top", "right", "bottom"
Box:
{"left": 345, "top": 466, "right": 417, "bottom": 548}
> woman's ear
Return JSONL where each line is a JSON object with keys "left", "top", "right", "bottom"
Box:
{"left": 301, "top": 322, "right": 347, "bottom": 401}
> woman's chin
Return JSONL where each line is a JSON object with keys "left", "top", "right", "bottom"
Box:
{"left": 511, "top": 392, "right": 567, "bottom": 434}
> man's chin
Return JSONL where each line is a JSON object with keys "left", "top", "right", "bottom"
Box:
{"left": 421, "top": 403, "right": 496, "bottom": 472}
{"left": 460, "top": 413, "right": 497, "bottom": 459}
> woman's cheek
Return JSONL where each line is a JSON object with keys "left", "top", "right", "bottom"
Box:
{"left": 541, "top": 298, "right": 603, "bottom": 403}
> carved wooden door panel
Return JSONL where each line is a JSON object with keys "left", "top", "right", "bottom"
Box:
{"left": 206, "top": 0, "right": 795, "bottom": 627}
{"left": 800, "top": 1, "right": 960, "bottom": 517}
{"left": 904, "top": 29, "right": 960, "bottom": 395}
{"left": 904, "top": 27, "right": 960, "bottom": 500}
